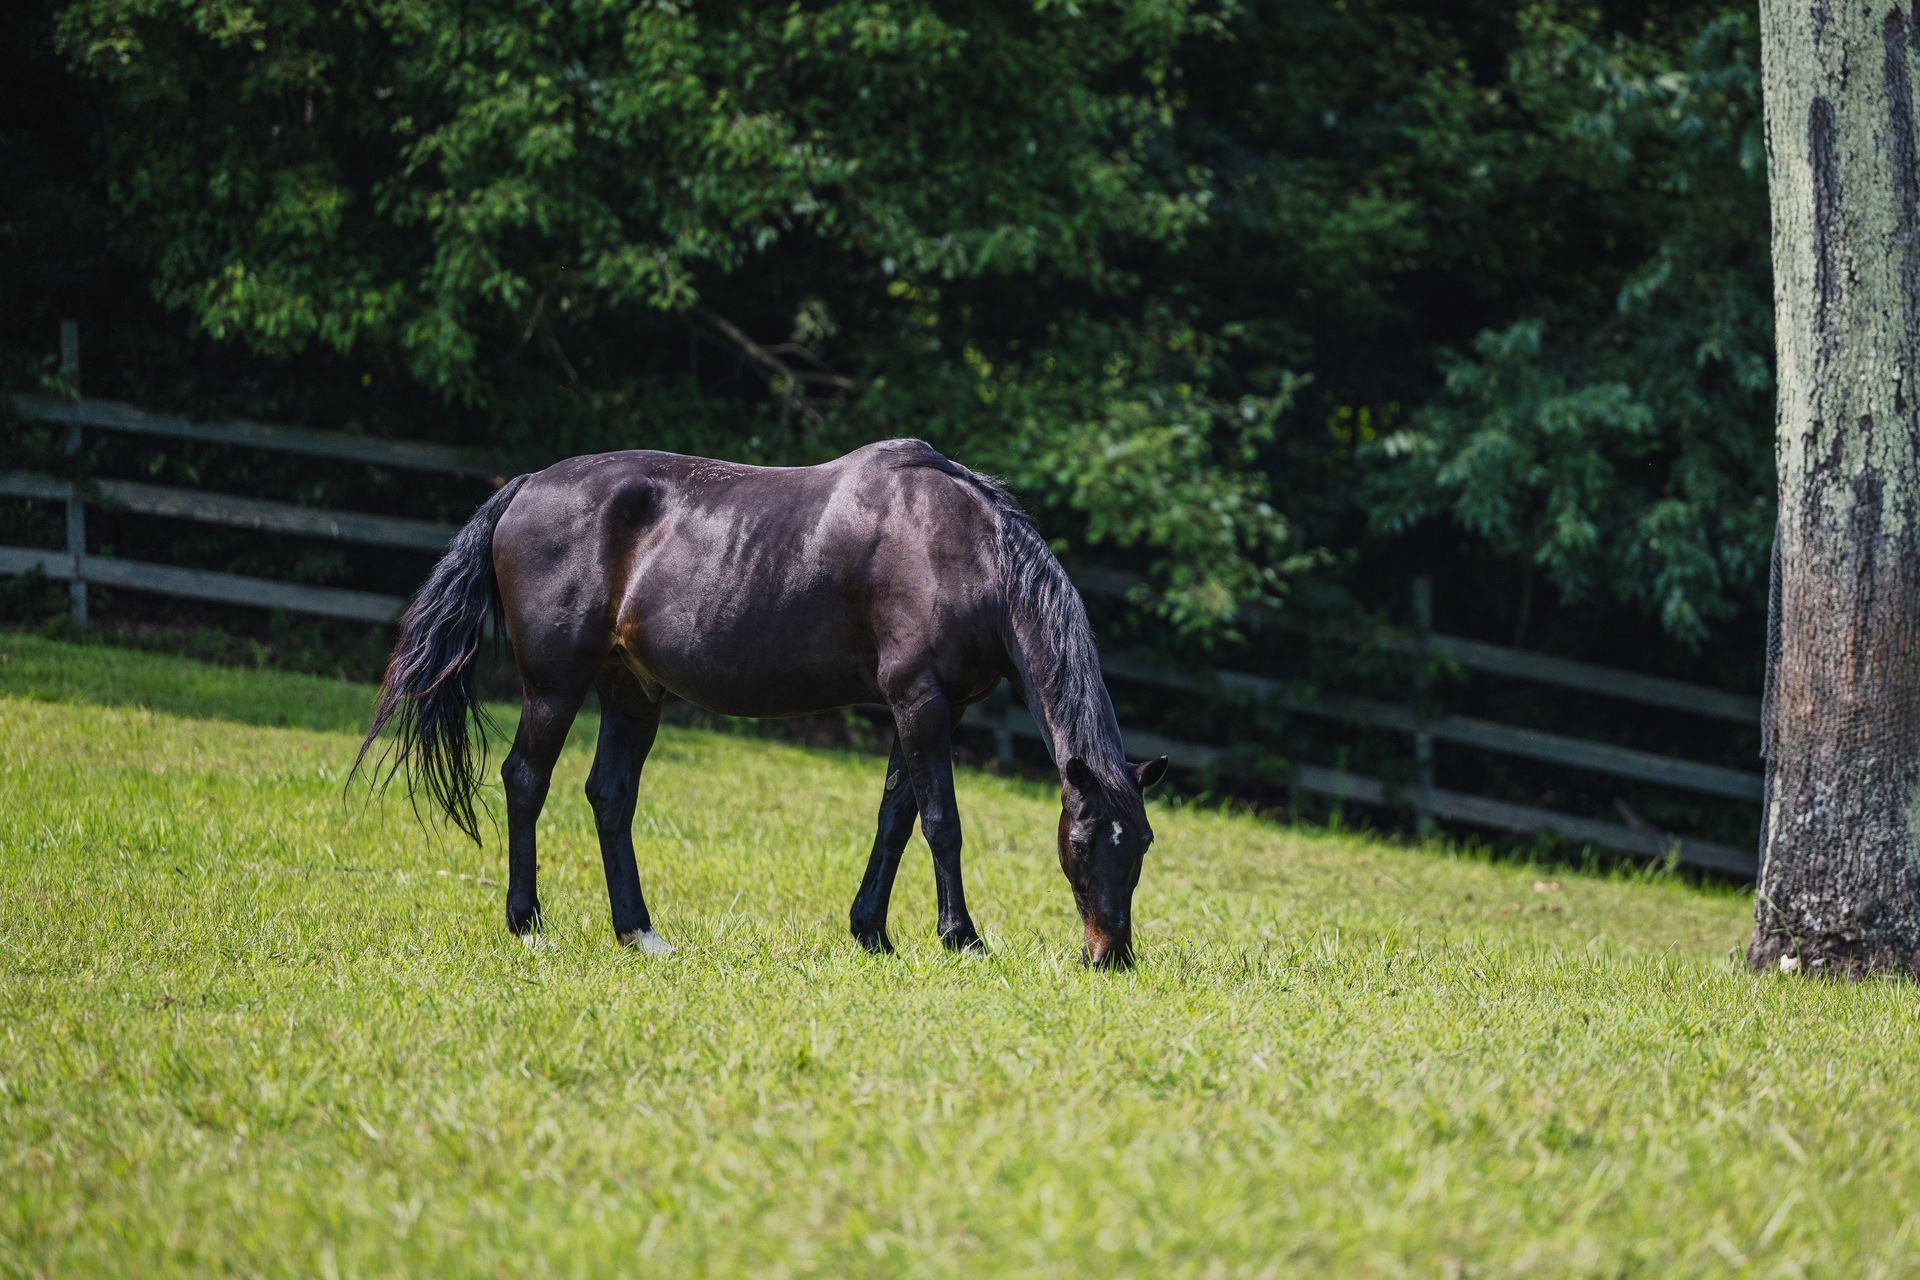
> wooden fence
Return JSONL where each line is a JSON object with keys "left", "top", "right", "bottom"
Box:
{"left": 2, "top": 333, "right": 1761, "bottom": 875}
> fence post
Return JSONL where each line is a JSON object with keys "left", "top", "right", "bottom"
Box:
{"left": 60, "top": 322, "right": 87, "bottom": 630}
{"left": 991, "top": 684, "right": 1015, "bottom": 768}
{"left": 1410, "top": 574, "right": 1434, "bottom": 815}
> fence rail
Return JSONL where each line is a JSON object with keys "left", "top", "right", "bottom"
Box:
{"left": 11, "top": 392, "right": 498, "bottom": 478}
{"left": 3, "top": 333, "right": 1761, "bottom": 874}
{"left": 1078, "top": 567, "right": 1760, "bottom": 724}
{"left": 0, "top": 472, "right": 459, "bottom": 552}
{"left": 1097, "top": 653, "right": 1762, "bottom": 802}
{"left": 985, "top": 704, "right": 1752, "bottom": 875}
{"left": 0, "top": 545, "right": 406, "bottom": 624}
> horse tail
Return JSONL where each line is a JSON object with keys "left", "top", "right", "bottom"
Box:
{"left": 351, "top": 473, "right": 531, "bottom": 842}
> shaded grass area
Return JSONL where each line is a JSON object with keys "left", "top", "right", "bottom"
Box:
{"left": 1, "top": 635, "right": 1914, "bottom": 1277}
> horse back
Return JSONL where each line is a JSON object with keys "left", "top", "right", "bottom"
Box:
{"left": 492, "top": 443, "right": 1008, "bottom": 715}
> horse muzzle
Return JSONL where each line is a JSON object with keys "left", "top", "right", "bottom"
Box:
{"left": 1082, "top": 923, "right": 1135, "bottom": 970}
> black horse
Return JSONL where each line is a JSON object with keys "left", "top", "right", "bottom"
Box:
{"left": 354, "top": 439, "right": 1167, "bottom": 967}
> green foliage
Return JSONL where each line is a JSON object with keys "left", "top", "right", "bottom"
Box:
{"left": 50, "top": 0, "right": 1290, "bottom": 630}
{"left": 21, "top": 0, "right": 1777, "bottom": 653}
{"left": 865, "top": 308, "right": 1308, "bottom": 632}
{"left": 56, "top": 0, "right": 1195, "bottom": 376}
{"left": 1362, "top": 9, "right": 1771, "bottom": 646}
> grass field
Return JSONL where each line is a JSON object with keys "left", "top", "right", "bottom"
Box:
{"left": 3, "top": 634, "right": 1918, "bottom": 1277}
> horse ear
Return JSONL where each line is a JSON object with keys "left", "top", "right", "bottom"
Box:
{"left": 1132, "top": 756, "right": 1169, "bottom": 790}
{"left": 1063, "top": 756, "right": 1096, "bottom": 790}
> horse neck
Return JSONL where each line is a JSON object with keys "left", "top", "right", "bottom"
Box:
{"left": 1001, "top": 587, "right": 1128, "bottom": 782}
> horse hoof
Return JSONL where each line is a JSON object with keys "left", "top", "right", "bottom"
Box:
{"left": 940, "top": 928, "right": 985, "bottom": 954}
{"left": 855, "top": 929, "right": 895, "bottom": 955}
{"left": 619, "top": 928, "right": 675, "bottom": 956}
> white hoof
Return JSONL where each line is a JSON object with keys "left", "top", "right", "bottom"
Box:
{"left": 619, "top": 928, "right": 675, "bottom": 956}
{"left": 520, "top": 933, "right": 558, "bottom": 953}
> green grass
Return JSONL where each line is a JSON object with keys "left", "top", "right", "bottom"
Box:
{"left": 2, "top": 634, "right": 1916, "bottom": 1278}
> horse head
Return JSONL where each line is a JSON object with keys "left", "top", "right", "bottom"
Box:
{"left": 1058, "top": 755, "right": 1169, "bottom": 968}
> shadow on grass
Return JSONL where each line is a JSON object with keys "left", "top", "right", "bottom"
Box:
{"left": 2, "top": 631, "right": 388, "bottom": 735}
{"left": 1, "top": 632, "right": 604, "bottom": 760}
{"left": 5, "top": 632, "right": 1742, "bottom": 899}
{"left": 0, "top": 630, "right": 856, "bottom": 766}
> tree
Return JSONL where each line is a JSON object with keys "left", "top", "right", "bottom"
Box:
{"left": 48, "top": 0, "right": 1294, "bottom": 633}
{"left": 1355, "top": 8, "right": 1774, "bottom": 650}
{"left": 30, "top": 1, "right": 1782, "bottom": 658}
{"left": 1749, "top": 0, "right": 1920, "bottom": 975}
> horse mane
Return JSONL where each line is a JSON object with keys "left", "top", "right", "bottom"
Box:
{"left": 881, "top": 440, "right": 1145, "bottom": 824}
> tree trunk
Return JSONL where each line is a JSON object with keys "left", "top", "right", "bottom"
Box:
{"left": 1752, "top": 0, "right": 1920, "bottom": 977}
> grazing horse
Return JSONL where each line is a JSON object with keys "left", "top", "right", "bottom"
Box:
{"left": 353, "top": 439, "right": 1167, "bottom": 967}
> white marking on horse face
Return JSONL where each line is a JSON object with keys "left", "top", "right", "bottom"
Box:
{"left": 620, "top": 928, "right": 675, "bottom": 956}
{"left": 1110, "top": 821, "right": 1124, "bottom": 842}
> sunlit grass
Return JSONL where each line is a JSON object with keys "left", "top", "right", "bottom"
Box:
{"left": 1, "top": 634, "right": 1914, "bottom": 1277}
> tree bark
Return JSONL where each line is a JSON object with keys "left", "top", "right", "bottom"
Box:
{"left": 1758, "top": 0, "right": 1920, "bottom": 982}
{"left": 1751, "top": 1, "right": 1920, "bottom": 976}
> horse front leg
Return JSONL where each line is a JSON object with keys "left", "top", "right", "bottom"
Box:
{"left": 585, "top": 681, "right": 670, "bottom": 953}
{"left": 850, "top": 736, "right": 917, "bottom": 953}
{"left": 890, "top": 685, "right": 982, "bottom": 952}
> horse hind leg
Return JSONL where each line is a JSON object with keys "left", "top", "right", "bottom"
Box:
{"left": 501, "top": 682, "right": 590, "bottom": 940}
{"left": 491, "top": 507, "right": 617, "bottom": 943}
{"left": 585, "top": 671, "right": 670, "bottom": 954}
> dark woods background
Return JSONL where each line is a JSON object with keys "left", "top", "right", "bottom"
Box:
{"left": 1, "top": 0, "right": 1772, "bottom": 851}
